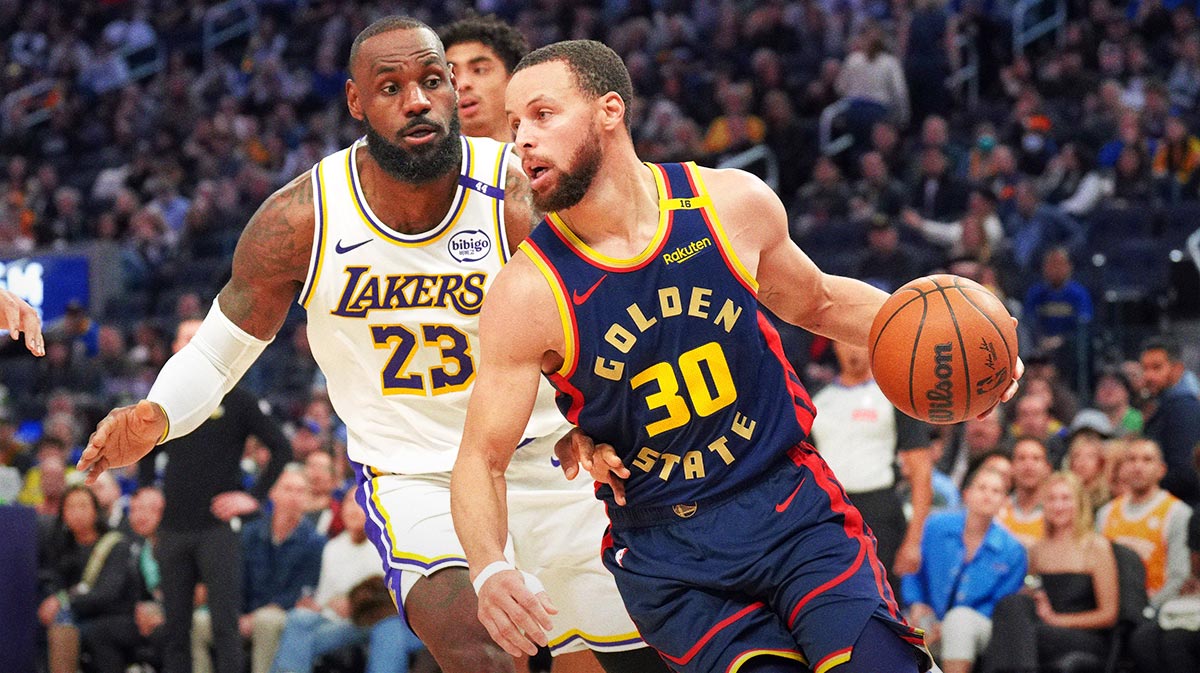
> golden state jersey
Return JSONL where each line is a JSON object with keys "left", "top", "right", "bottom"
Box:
{"left": 521, "top": 162, "right": 816, "bottom": 508}
{"left": 301, "top": 136, "right": 565, "bottom": 474}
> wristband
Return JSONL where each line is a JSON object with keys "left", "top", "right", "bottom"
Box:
{"left": 472, "top": 561, "right": 515, "bottom": 594}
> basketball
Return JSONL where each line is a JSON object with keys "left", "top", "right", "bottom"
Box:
{"left": 869, "top": 275, "right": 1018, "bottom": 424}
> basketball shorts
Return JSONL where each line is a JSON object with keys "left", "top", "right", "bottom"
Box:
{"left": 601, "top": 443, "right": 933, "bottom": 673}
{"left": 352, "top": 428, "right": 644, "bottom": 655}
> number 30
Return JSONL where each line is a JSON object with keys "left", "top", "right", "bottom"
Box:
{"left": 630, "top": 342, "right": 736, "bottom": 437}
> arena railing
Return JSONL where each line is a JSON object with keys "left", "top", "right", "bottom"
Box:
{"left": 0, "top": 78, "right": 60, "bottom": 135}
{"left": 1012, "top": 0, "right": 1067, "bottom": 56}
{"left": 818, "top": 99, "right": 854, "bottom": 157}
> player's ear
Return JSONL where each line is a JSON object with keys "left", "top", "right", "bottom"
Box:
{"left": 599, "top": 92, "right": 626, "bottom": 131}
{"left": 346, "top": 78, "right": 364, "bottom": 121}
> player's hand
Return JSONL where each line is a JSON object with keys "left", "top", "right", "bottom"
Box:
{"left": 77, "top": 400, "right": 167, "bottom": 484}
{"left": 553, "top": 428, "right": 629, "bottom": 505}
{"left": 211, "top": 491, "right": 259, "bottom": 522}
{"left": 978, "top": 319, "right": 1024, "bottom": 420}
{"left": 476, "top": 568, "right": 557, "bottom": 657}
{"left": 0, "top": 288, "right": 44, "bottom": 356}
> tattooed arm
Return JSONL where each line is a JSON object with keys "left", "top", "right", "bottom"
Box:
{"left": 78, "top": 173, "right": 316, "bottom": 481}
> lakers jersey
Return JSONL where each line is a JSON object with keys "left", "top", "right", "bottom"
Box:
{"left": 521, "top": 162, "right": 816, "bottom": 508}
{"left": 302, "top": 136, "right": 564, "bottom": 474}
{"left": 997, "top": 499, "right": 1044, "bottom": 548}
{"left": 1097, "top": 490, "right": 1186, "bottom": 595}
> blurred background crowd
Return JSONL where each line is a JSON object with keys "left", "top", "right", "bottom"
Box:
{"left": 2, "top": 0, "right": 1200, "bottom": 672}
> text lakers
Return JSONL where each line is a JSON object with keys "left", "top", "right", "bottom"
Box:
{"left": 332, "top": 266, "right": 486, "bottom": 317}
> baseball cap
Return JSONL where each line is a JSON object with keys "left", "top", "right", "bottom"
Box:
{"left": 1067, "top": 409, "right": 1114, "bottom": 440}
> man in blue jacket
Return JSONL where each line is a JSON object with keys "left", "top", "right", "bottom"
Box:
{"left": 903, "top": 466, "right": 1027, "bottom": 673}
{"left": 193, "top": 466, "right": 324, "bottom": 673}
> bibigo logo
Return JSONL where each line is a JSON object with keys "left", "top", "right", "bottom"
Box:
{"left": 448, "top": 230, "right": 492, "bottom": 263}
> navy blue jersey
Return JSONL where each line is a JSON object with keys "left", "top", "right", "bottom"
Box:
{"left": 520, "top": 162, "right": 816, "bottom": 508}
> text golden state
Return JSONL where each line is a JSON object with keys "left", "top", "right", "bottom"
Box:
{"left": 332, "top": 266, "right": 486, "bottom": 317}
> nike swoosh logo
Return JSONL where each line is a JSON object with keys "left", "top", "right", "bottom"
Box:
{"left": 775, "top": 476, "right": 807, "bottom": 513}
{"left": 572, "top": 273, "right": 608, "bottom": 305}
{"left": 335, "top": 239, "right": 372, "bottom": 254}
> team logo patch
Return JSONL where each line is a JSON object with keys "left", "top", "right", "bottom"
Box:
{"left": 448, "top": 230, "right": 491, "bottom": 263}
{"left": 615, "top": 548, "right": 628, "bottom": 567}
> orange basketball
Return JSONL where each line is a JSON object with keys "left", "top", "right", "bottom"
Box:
{"left": 868, "top": 274, "right": 1018, "bottom": 424}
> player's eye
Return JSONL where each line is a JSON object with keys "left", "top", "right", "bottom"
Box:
{"left": 381, "top": 83, "right": 398, "bottom": 95}
{"left": 537, "top": 110, "right": 551, "bottom": 120}
{"left": 424, "top": 76, "right": 441, "bottom": 89}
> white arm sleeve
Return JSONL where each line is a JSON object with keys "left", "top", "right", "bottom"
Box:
{"left": 147, "top": 298, "right": 273, "bottom": 442}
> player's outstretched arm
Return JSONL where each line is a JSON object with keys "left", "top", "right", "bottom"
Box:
{"left": 0, "top": 287, "right": 44, "bottom": 356}
{"left": 78, "top": 173, "right": 316, "bottom": 483}
{"left": 704, "top": 168, "right": 1022, "bottom": 407}
{"left": 451, "top": 255, "right": 562, "bottom": 657}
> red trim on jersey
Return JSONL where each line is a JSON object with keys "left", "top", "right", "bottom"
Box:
{"left": 545, "top": 209, "right": 676, "bottom": 274}
{"left": 654, "top": 162, "right": 675, "bottom": 199}
{"left": 757, "top": 312, "right": 815, "bottom": 430}
{"left": 660, "top": 602, "right": 766, "bottom": 666}
{"left": 814, "top": 647, "right": 854, "bottom": 673}
{"left": 682, "top": 162, "right": 701, "bottom": 196}
{"left": 785, "top": 445, "right": 904, "bottom": 626}
{"left": 787, "top": 539, "right": 867, "bottom": 628}
{"left": 549, "top": 372, "right": 586, "bottom": 424}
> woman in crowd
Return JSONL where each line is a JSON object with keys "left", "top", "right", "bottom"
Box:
{"left": 903, "top": 466, "right": 1027, "bottom": 673}
{"left": 37, "top": 484, "right": 139, "bottom": 673}
{"left": 983, "top": 471, "right": 1118, "bottom": 673}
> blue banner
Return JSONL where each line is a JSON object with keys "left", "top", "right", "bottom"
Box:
{"left": 0, "top": 255, "right": 90, "bottom": 328}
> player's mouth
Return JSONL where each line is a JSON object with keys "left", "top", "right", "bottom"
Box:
{"left": 524, "top": 159, "right": 554, "bottom": 190}
{"left": 401, "top": 123, "right": 441, "bottom": 145}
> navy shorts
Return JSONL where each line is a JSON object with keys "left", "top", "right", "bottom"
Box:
{"left": 601, "top": 444, "right": 931, "bottom": 673}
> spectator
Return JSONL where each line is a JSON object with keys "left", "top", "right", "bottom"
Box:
{"left": 1093, "top": 367, "right": 1144, "bottom": 437}
{"left": 1011, "top": 394, "right": 1068, "bottom": 465}
{"left": 192, "top": 466, "right": 324, "bottom": 673}
{"left": 902, "top": 187, "right": 1004, "bottom": 262}
{"left": 137, "top": 318, "right": 291, "bottom": 673}
{"left": 37, "top": 485, "right": 139, "bottom": 673}
{"left": 1065, "top": 410, "right": 1116, "bottom": 512}
{"left": 1097, "top": 438, "right": 1193, "bottom": 609}
{"left": 939, "top": 410, "right": 1014, "bottom": 490}
{"left": 1152, "top": 113, "right": 1200, "bottom": 202}
{"left": 1005, "top": 181, "right": 1085, "bottom": 276}
{"left": 1040, "top": 143, "right": 1113, "bottom": 217}
{"left": 792, "top": 156, "right": 852, "bottom": 234}
{"left": 982, "top": 472, "right": 1120, "bottom": 673}
{"left": 702, "top": 80, "right": 766, "bottom": 157}
{"left": 853, "top": 215, "right": 925, "bottom": 292}
{"left": 998, "top": 437, "right": 1053, "bottom": 548}
{"left": 903, "top": 467, "right": 1027, "bottom": 673}
{"left": 302, "top": 451, "right": 341, "bottom": 538}
{"left": 269, "top": 487, "right": 426, "bottom": 673}
{"left": 1167, "top": 31, "right": 1200, "bottom": 112}
{"left": 1132, "top": 486, "right": 1200, "bottom": 673}
{"left": 1139, "top": 337, "right": 1200, "bottom": 505}
{"left": 853, "top": 150, "right": 909, "bottom": 218}
{"left": 1111, "top": 145, "right": 1157, "bottom": 205}
{"left": 1023, "top": 247, "right": 1093, "bottom": 373}
{"left": 837, "top": 23, "right": 911, "bottom": 144}
{"left": 908, "top": 147, "right": 969, "bottom": 221}
{"left": 809, "top": 341, "right": 934, "bottom": 588}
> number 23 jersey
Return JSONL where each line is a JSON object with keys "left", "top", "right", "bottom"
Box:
{"left": 301, "top": 136, "right": 564, "bottom": 474}
{"left": 521, "top": 162, "right": 817, "bottom": 508}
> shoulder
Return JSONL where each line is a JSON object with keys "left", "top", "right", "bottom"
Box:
{"left": 697, "top": 167, "right": 786, "bottom": 224}
{"left": 237, "top": 171, "right": 318, "bottom": 273}
{"left": 927, "top": 510, "right": 962, "bottom": 533}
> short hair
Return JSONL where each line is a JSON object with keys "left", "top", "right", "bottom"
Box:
{"left": 515, "top": 40, "right": 634, "bottom": 130}
{"left": 1140, "top": 335, "right": 1182, "bottom": 361}
{"left": 349, "top": 16, "right": 436, "bottom": 75}
{"left": 439, "top": 13, "right": 528, "bottom": 73}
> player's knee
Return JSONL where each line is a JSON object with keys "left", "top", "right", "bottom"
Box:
{"left": 826, "top": 617, "right": 923, "bottom": 673}
{"left": 592, "top": 646, "right": 672, "bottom": 673}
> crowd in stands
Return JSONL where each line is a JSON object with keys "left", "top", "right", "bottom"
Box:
{"left": 3, "top": 0, "right": 1200, "bottom": 672}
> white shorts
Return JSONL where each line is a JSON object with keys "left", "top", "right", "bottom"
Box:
{"left": 351, "top": 432, "right": 644, "bottom": 655}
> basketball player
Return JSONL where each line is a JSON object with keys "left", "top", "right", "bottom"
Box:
{"left": 441, "top": 14, "right": 524, "bottom": 142}
{"left": 77, "top": 18, "right": 663, "bottom": 673}
{"left": 452, "top": 40, "right": 1021, "bottom": 672}
{"left": 0, "top": 286, "right": 44, "bottom": 356}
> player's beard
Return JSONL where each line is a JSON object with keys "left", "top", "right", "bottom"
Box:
{"left": 363, "top": 113, "right": 462, "bottom": 184}
{"left": 533, "top": 125, "right": 602, "bottom": 213}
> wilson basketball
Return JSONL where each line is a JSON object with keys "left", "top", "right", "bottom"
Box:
{"left": 869, "top": 275, "right": 1018, "bottom": 424}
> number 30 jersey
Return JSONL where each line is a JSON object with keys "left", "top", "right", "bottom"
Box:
{"left": 302, "top": 136, "right": 564, "bottom": 474}
{"left": 521, "top": 162, "right": 817, "bottom": 508}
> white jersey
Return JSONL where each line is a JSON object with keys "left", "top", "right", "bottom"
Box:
{"left": 301, "top": 136, "right": 565, "bottom": 474}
